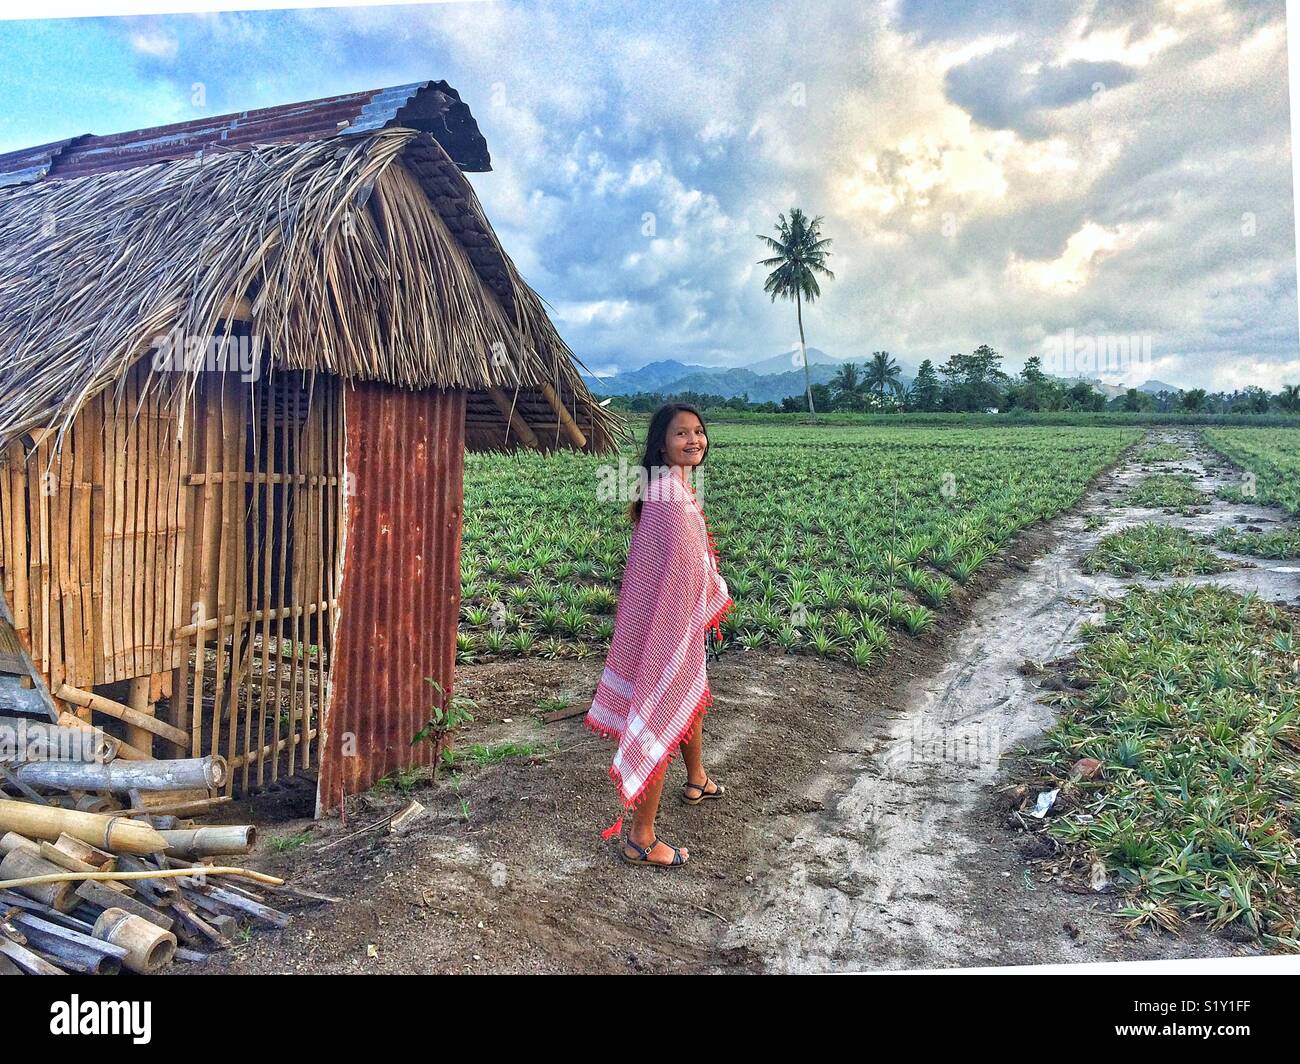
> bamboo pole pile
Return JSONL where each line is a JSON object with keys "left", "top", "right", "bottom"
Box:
{"left": 0, "top": 800, "right": 308, "bottom": 975}
{"left": 0, "top": 719, "right": 321, "bottom": 974}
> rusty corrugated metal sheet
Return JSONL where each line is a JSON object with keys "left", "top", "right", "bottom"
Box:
{"left": 316, "top": 383, "right": 466, "bottom": 813}
{"left": 0, "top": 81, "right": 490, "bottom": 188}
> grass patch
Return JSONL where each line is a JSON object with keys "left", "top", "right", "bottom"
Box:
{"left": 1213, "top": 525, "right": 1300, "bottom": 560}
{"left": 1028, "top": 584, "right": 1300, "bottom": 946}
{"left": 1123, "top": 474, "right": 1205, "bottom": 509}
{"left": 447, "top": 740, "right": 549, "bottom": 767}
{"left": 269, "top": 830, "right": 312, "bottom": 853}
{"left": 1136, "top": 443, "right": 1188, "bottom": 463}
{"left": 371, "top": 766, "right": 426, "bottom": 795}
{"left": 1084, "top": 524, "right": 1232, "bottom": 577}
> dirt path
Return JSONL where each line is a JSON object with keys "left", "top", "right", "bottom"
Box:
{"left": 724, "top": 428, "right": 1298, "bottom": 970}
{"left": 209, "top": 429, "right": 1298, "bottom": 974}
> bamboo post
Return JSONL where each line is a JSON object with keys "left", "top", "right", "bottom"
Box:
{"left": 486, "top": 388, "right": 540, "bottom": 449}
{"left": 126, "top": 674, "right": 154, "bottom": 757}
{"left": 539, "top": 382, "right": 587, "bottom": 449}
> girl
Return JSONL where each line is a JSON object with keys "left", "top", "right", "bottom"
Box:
{"left": 585, "top": 403, "right": 732, "bottom": 867}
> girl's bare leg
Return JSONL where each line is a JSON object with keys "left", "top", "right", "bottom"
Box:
{"left": 680, "top": 715, "right": 718, "bottom": 794}
{"left": 626, "top": 773, "right": 688, "bottom": 864}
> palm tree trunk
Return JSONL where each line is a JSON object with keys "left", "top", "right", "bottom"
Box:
{"left": 797, "top": 292, "right": 815, "bottom": 419}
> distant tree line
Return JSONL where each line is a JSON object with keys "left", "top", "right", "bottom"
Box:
{"left": 605, "top": 346, "right": 1300, "bottom": 417}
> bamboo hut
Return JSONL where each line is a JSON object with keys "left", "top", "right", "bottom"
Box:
{"left": 0, "top": 82, "right": 620, "bottom": 815}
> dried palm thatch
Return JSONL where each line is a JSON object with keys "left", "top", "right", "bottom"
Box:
{"left": 0, "top": 126, "right": 620, "bottom": 451}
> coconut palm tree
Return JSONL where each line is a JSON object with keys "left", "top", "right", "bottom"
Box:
{"left": 757, "top": 208, "right": 834, "bottom": 417}
{"left": 864, "top": 351, "right": 903, "bottom": 402}
{"left": 1278, "top": 383, "right": 1300, "bottom": 412}
{"left": 829, "top": 362, "right": 864, "bottom": 409}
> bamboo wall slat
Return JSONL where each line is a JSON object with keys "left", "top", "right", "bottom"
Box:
{"left": 0, "top": 360, "right": 342, "bottom": 794}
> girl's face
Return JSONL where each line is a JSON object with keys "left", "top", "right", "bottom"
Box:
{"left": 662, "top": 411, "right": 707, "bottom": 467}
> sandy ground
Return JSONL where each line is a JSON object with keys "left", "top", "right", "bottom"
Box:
{"left": 201, "top": 429, "right": 1298, "bottom": 974}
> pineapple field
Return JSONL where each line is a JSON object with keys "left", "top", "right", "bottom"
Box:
{"left": 460, "top": 424, "right": 1140, "bottom": 667}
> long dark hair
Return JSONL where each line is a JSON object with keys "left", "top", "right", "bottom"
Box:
{"left": 629, "top": 402, "right": 709, "bottom": 522}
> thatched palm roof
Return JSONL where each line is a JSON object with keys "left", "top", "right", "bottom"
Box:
{"left": 0, "top": 123, "right": 620, "bottom": 452}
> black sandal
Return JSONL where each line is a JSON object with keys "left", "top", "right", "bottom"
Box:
{"left": 681, "top": 777, "right": 726, "bottom": 805}
{"left": 622, "top": 836, "right": 688, "bottom": 867}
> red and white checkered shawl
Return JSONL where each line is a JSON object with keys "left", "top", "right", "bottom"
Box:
{"left": 586, "top": 469, "right": 732, "bottom": 816}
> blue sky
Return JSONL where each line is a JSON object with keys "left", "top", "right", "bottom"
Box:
{"left": 0, "top": 0, "right": 1296, "bottom": 389}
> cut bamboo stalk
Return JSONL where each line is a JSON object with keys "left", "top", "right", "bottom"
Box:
{"left": 0, "top": 799, "right": 167, "bottom": 854}
{"left": 93, "top": 908, "right": 177, "bottom": 973}
{"left": 9, "top": 754, "right": 226, "bottom": 793}
{"left": 201, "top": 884, "right": 291, "bottom": 928}
{"left": 0, "top": 849, "right": 79, "bottom": 910}
{"left": 134, "top": 787, "right": 210, "bottom": 809}
{"left": 9, "top": 911, "right": 125, "bottom": 974}
{"left": 539, "top": 382, "right": 587, "bottom": 449}
{"left": 486, "top": 388, "right": 540, "bottom": 449}
{"left": 54, "top": 683, "right": 189, "bottom": 748}
{"left": 0, "top": 831, "right": 39, "bottom": 855}
{"left": 0, "top": 715, "right": 115, "bottom": 762}
{"left": 159, "top": 825, "right": 255, "bottom": 858}
{"left": 38, "top": 842, "right": 99, "bottom": 874}
{"left": 74, "top": 794, "right": 120, "bottom": 814}
{"left": 53, "top": 833, "right": 115, "bottom": 870}
{"left": 126, "top": 796, "right": 231, "bottom": 818}
{"left": 56, "top": 710, "right": 148, "bottom": 761}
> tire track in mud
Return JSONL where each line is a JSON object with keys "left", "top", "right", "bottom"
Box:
{"left": 723, "top": 429, "right": 1299, "bottom": 972}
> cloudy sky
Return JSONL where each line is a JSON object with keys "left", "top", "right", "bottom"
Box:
{"left": 0, "top": 0, "right": 1296, "bottom": 389}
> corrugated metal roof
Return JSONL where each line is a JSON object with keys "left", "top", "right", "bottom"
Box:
{"left": 0, "top": 80, "right": 490, "bottom": 187}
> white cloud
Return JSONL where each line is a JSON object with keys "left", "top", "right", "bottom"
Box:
{"left": 129, "top": 31, "right": 178, "bottom": 59}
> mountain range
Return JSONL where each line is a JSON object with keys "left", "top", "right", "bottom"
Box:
{"left": 583, "top": 349, "right": 920, "bottom": 404}
{"left": 582, "top": 350, "right": 1185, "bottom": 404}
